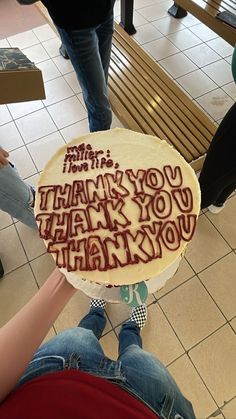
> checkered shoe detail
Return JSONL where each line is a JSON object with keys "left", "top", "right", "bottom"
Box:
{"left": 130, "top": 304, "right": 147, "bottom": 329}
{"left": 90, "top": 298, "right": 106, "bottom": 310}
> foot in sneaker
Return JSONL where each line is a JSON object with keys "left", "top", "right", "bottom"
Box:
{"left": 90, "top": 298, "right": 106, "bottom": 310}
{"left": 208, "top": 203, "right": 225, "bottom": 214}
{"left": 129, "top": 304, "right": 147, "bottom": 329}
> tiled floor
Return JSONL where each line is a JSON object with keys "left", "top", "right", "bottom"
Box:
{"left": 0, "top": 1, "right": 236, "bottom": 418}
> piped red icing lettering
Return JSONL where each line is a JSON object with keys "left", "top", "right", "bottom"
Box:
{"left": 36, "top": 162, "right": 198, "bottom": 273}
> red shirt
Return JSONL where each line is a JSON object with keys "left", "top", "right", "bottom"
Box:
{"left": 0, "top": 370, "right": 159, "bottom": 419}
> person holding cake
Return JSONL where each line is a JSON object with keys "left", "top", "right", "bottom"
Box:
{"left": 0, "top": 267, "right": 196, "bottom": 418}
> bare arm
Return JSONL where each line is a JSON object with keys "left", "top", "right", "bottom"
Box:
{"left": 0, "top": 268, "right": 76, "bottom": 403}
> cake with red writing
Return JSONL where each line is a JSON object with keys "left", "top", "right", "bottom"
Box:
{"left": 34, "top": 128, "right": 200, "bottom": 289}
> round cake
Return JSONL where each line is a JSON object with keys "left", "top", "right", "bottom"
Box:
{"left": 35, "top": 128, "right": 200, "bottom": 288}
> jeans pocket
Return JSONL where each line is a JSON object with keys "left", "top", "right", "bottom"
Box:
{"left": 19, "top": 355, "right": 66, "bottom": 387}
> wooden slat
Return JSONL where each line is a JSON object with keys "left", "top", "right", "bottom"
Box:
{"left": 114, "top": 25, "right": 216, "bottom": 137}
{"left": 110, "top": 24, "right": 217, "bottom": 167}
{"left": 112, "top": 40, "right": 210, "bottom": 153}
{"left": 110, "top": 49, "right": 202, "bottom": 158}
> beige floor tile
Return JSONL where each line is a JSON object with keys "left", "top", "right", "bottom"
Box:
{"left": 0, "top": 264, "right": 38, "bottom": 326}
{"left": 159, "top": 277, "right": 225, "bottom": 349}
{"left": 206, "top": 195, "right": 236, "bottom": 249}
{"left": 30, "top": 252, "right": 56, "bottom": 287}
{"left": 7, "top": 99, "right": 44, "bottom": 120}
{"left": 189, "top": 325, "right": 236, "bottom": 406}
{"left": 0, "top": 104, "right": 12, "bottom": 125}
{"left": 106, "top": 294, "right": 155, "bottom": 328}
{"left": 185, "top": 215, "right": 231, "bottom": 273}
{"left": 199, "top": 252, "right": 236, "bottom": 320}
{"left": 60, "top": 119, "right": 89, "bottom": 143}
{"left": 27, "top": 131, "right": 65, "bottom": 171}
{"left": 15, "top": 108, "right": 57, "bottom": 145}
{"left": 100, "top": 331, "right": 119, "bottom": 360}
{"left": 54, "top": 289, "right": 112, "bottom": 335}
{"left": 155, "top": 257, "right": 195, "bottom": 299}
{"left": 0, "top": 224, "right": 27, "bottom": 274}
{"left": 209, "top": 414, "right": 224, "bottom": 419}
{"left": 206, "top": 38, "right": 234, "bottom": 58}
{"left": 106, "top": 301, "right": 132, "bottom": 327}
{"left": 230, "top": 317, "right": 236, "bottom": 332}
{"left": 202, "top": 60, "right": 233, "bottom": 87}
{"left": 126, "top": 303, "right": 185, "bottom": 365}
{"left": 168, "top": 355, "right": 217, "bottom": 418}
{"left": 159, "top": 52, "right": 197, "bottom": 79}
{"left": 16, "top": 222, "right": 46, "bottom": 261}
{"left": 221, "top": 397, "right": 236, "bottom": 418}
{"left": 10, "top": 146, "right": 37, "bottom": 179}
{"left": 196, "top": 88, "right": 234, "bottom": 122}
{"left": 177, "top": 69, "right": 217, "bottom": 99}
{"left": 0, "top": 211, "right": 12, "bottom": 230}
{"left": 144, "top": 37, "right": 179, "bottom": 61}
{"left": 0, "top": 121, "right": 24, "bottom": 151}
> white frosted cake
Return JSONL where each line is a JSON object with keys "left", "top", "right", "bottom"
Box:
{"left": 35, "top": 128, "right": 200, "bottom": 288}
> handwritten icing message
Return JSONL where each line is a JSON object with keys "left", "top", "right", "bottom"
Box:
{"left": 36, "top": 143, "right": 197, "bottom": 272}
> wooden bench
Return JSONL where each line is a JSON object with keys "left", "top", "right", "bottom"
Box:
{"left": 168, "top": 0, "right": 236, "bottom": 46}
{"left": 109, "top": 23, "right": 216, "bottom": 171}
{"left": 36, "top": 2, "right": 216, "bottom": 172}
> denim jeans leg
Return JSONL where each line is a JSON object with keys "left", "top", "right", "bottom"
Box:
{"left": 78, "top": 307, "right": 107, "bottom": 339}
{"left": 57, "top": 18, "right": 113, "bottom": 132}
{"left": 96, "top": 13, "right": 114, "bottom": 83}
{"left": 118, "top": 321, "right": 142, "bottom": 356}
{"left": 0, "top": 163, "right": 37, "bottom": 229}
{"left": 118, "top": 322, "right": 195, "bottom": 418}
{"left": 19, "top": 327, "right": 106, "bottom": 387}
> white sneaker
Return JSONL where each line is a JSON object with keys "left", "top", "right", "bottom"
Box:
{"left": 208, "top": 204, "right": 225, "bottom": 214}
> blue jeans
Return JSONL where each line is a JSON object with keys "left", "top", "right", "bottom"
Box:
{"left": 57, "top": 13, "right": 113, "bottom": 132}
{"left": 0, "top": 163, "right": 37, "bottom": 229}
{"left": 19, "top": 308, "right": 195, "bottom": 419}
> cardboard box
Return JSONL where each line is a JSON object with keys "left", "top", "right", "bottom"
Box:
{"left": 0, "top": 47, "right": 45, "bottom": 104}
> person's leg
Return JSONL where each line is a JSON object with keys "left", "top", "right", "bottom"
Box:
{"left": 199, "top": 102, "right": 236, "bottom": 209}
{"left": 0, "top": 163, "right": 37, "bottom": 229}
{"left": 78, "top": 299, "right": 107, "bottom": 339}
{"left": 118, "top": 308, "right": 195, "bottom": 418}
{"left": 56, "top": 25, "right": 112, "bottom": 132}
{"left": 96, "top": 12, "right": 114, "bottom": 83}
{"left": 18, "top": 327, "right": 106, "bottom": 387}
{"left": 200, "top": 169, "right": 236, "bottom": 209}
{"left": 214, "top": 179, "right": 236, "bottom": 205}
{"left": 118, "top": 305, "right": 147, "bottom": 355}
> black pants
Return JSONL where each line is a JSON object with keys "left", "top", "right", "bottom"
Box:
{"left": 199, "top": 102, "right": 236, "bottom": 209}
{"left": 0, "top": 258, "right": 4, "bottom": 278}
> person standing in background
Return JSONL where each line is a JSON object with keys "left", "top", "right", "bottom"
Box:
{"left": 0, "top": 147, "right": 37, "bottom": 278}
{"left": 41, "top": 1, "right": 115, "bottom": 132}
{"left": 199, "top": 45, "right": 236, "bottom": 213}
